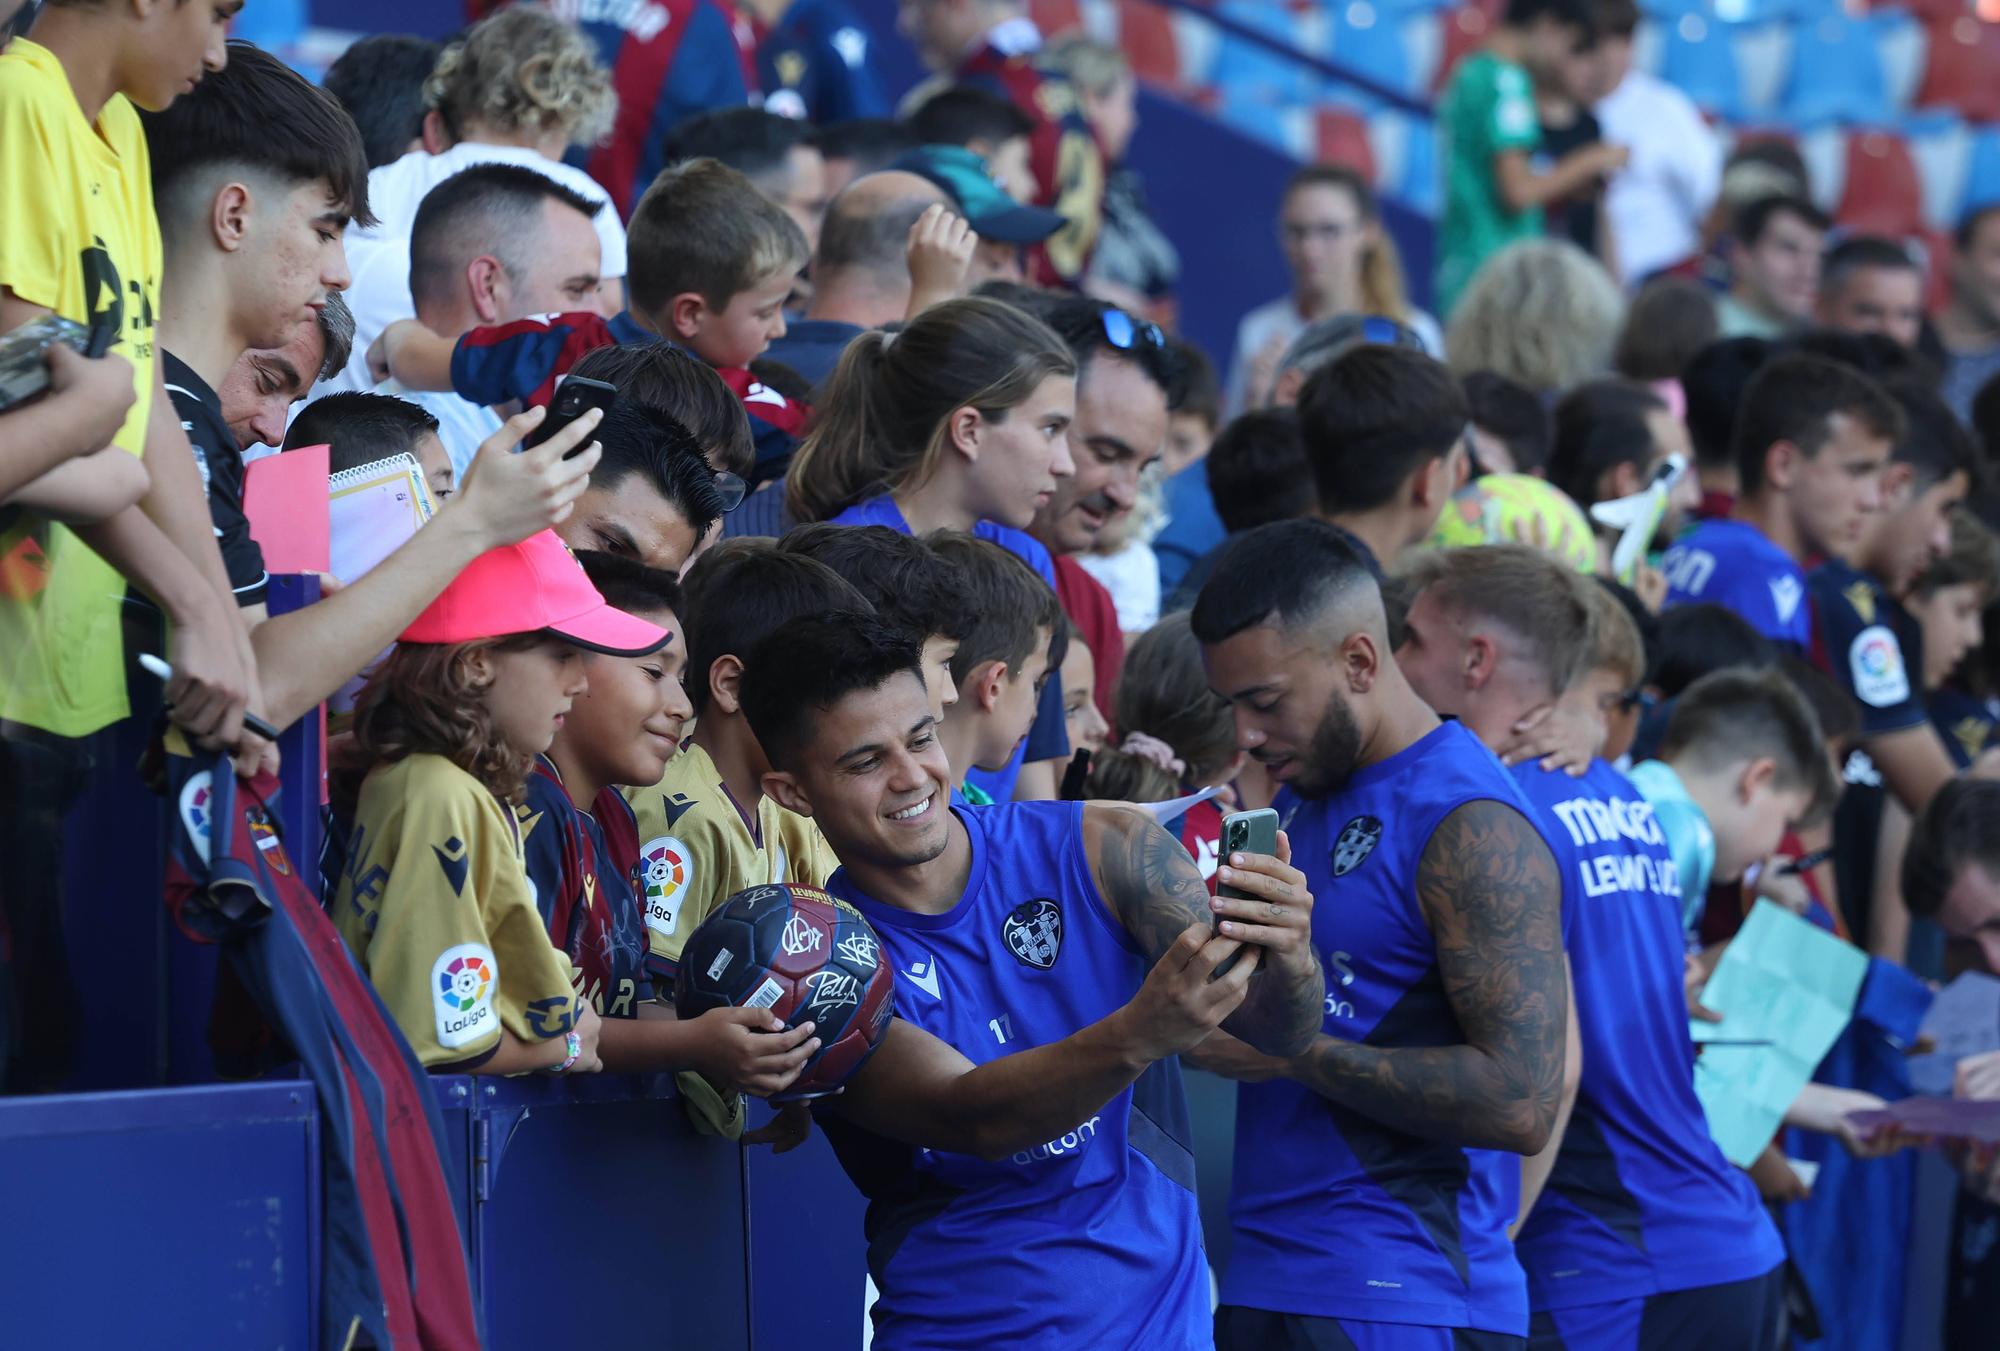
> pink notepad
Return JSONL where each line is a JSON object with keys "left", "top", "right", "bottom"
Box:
{"left": 243, "top": 445, "right": 331, "bottom": 574}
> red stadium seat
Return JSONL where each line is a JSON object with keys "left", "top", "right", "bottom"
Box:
{"left": 1432, "top": 5, "right": 1492, "bottom": 94}
{"left": 1914, "top": 226, "right": 1954, "bottom": 313}
{"left": 1315, "top": 107, "right": 1378, "bottom": 183}
{"left": 1118, "top": 0, "right": 1184, "bottom": 87}
{"left": 1030, "top": 0, "right": 1087, "bottom": 38}
{"left": 1835, "top": 130, "right": 1925, "bottom": 237}
{"left": 1915, "top": 16, "right": 2000, "bottom": 123}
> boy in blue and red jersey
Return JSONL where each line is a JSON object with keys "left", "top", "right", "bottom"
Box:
{"left": 374, "top": 159, "right": 811, "bottom": 485}
{"left": 1662, "top": 353, "right": 1899, "bottom": 648}
{"left": 898, "top": 0, "right": 1103, "bottom": 287}
{"left": 1190, "top": 522, "right": 1570, "bottom": 1351}
{"left": 468, "top": 0, "right": 751, "bottom": 219}
{"left": 737, "top": 610, "right": 1326, "bottom": 1351}
{"left": 1397, "top": 546, "right": 1800, "bottom": 1351}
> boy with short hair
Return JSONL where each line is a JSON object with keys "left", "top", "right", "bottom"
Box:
{"left": 284, "top": 391, "right": 454, "bottom": 503}
{"left": 623, "top": 541, "right": 860, "bottom": 984}
{"left": 1436, "top": 0, "right": 1628, "bottom": 316}
{"left": 924, "top": 532, "right": 1066, "bottom": 804}
{"left": 521, "top": 550, "right": 818, "bottom": 1096}
{"left": 1663, "top": 354, "right": 1901, "bottom": 647}
{"left": 1626, "top": 667, "right": 1838, "bottom": 934}
{"left": 376, "top": 157, "right": 811, "bottom": 482}
{"left": 777, "top": 522, "right": 970, "bottom": 719}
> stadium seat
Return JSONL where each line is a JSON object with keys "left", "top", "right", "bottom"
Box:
{"left": 1373, "top": 108, "right": 1439, "bottom": 215}
{"left": 1878, "top": 14, "right": 1932, "bottom": 111}
{"left": 1963, "top": 124, "right": 2000, "bottom": 218}
{"left": 1211, "top": 0, "right": 1323, "bottom": 108}
{"left": 1117, "top": 0, "right": 1185, "bottom": 87}
{"left": 1913, "top": 225, "right": 1954, "bottom": 312}
{"left": 1729, "top": 20, "right": 1793, "bottom": 116}
{"left": 1905, "top": 110, "right": 1973, "bottom": 230}
{"left": 1327, "top": 0, "right": 1417, "bottom": 95}
{"left": 1835, "top": 130, "right": 1924, "bottom": 235}
{"left": 1430, "top": 4, "right": 1492, "bottom": 93}
{"left": 1029, "top": 0, "right": 1087, "bottom": 39}
{"left": 1401, "top": 8, "right": 1445, "bottom": 89}
{"left": 1315, "top": 107, "right": 1379, "bottom": 181}
{"left": 1779, "top": 15, "right": 1890, "bottom": 125}
{"left": 1914, "top": 16, "right": 2000, "bottom": 123}
{"left": 1658, "top": 14, "right": 1747, "bottom": 120}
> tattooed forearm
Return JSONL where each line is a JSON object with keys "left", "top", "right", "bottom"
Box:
{"left": 1286, "top": 799, "right": 1567, "bottom": 1154}
{"left": 1092, "top": 808, "right": 1323, "bottom": 1057}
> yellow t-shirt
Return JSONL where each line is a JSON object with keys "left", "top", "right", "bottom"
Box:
{"left": 331, "top": 755, "right": 581, "bottom": 1068}
{"left": 622, "top": 737, "right": 841, "bottom": 977}
{"left": 0, "top": 39, "right": 162, "bottom": 737}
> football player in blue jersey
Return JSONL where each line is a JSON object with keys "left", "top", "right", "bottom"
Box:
{"left": 737, "top": 611, "right": 1325, "bottom": 1350}
{"left": 1662, "top": 354, "right": 1900, "bottom": 646}
{"left": 1397, "top": 545, "right": 1791, "bottom": 1351}
{"left": 1187, "top": 520, "right": 1568, "bottom": 1351}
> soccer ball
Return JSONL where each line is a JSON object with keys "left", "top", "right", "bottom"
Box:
{"left": 1428, "top": 473, "right": 1600, "bottom": 574}
{"left": 675, "top": 883, "right": 896, "bottom": 1099}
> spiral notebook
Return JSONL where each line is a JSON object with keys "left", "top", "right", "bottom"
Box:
{"left": 329, "top": 452, "right": 436, "bottom": 584}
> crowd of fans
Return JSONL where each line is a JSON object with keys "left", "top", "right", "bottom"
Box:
{"left": 5, "top": 0, "right": 2000, "bottom": 1345}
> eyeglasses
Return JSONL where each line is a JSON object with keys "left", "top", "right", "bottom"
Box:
{"left": 1, "top": 0, "right": 41, "bottom": 45}
{"left": 1100, "top": 309, "right": 1164, "bottom": 353}
{"left": 713, "top": 471, "right": 747, "bottom": 513}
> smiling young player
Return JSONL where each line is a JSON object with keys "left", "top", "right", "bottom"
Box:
{"left": 738, "top": 611, "right": 1325, "bottom": 1349}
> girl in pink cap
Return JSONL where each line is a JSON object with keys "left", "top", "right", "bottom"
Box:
{"left": 329, "top": 530, "right": 668, "bottom": 1077}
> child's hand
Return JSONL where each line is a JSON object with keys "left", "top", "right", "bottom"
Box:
{"left": 1751, "top": 856, "right": 1813, "bottom": 916}
{"left": 43, "top": 343, "right": 136, "bottom": 453}
{"left": 905, "top": 204, "right": 977, "bottom": 319}
{"left": 1498, "top": 696, "right": 1603, "bottom": 776}
{"left": 1632, "top": 560, "right": 1668, "bottom": 614}
{"left": 569, "top": 1002, "right": 606, "bottom": 1074}
{"left": 694, "top": 1006, "right": 822, "bottom": 1097}
{"left": 743, "top": 1101, "right": 816, "bottom": 1154}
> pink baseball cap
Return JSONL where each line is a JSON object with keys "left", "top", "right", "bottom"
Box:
{"left": 401, "top": 530, "right": 669, "bottom": 656}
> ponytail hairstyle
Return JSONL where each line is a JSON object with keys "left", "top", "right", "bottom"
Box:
{"left": 1285, "top": 163, "right": 1413, "bottom": 325}
{"left": 786, "top": 297, "right": 1077, "bottom": 523}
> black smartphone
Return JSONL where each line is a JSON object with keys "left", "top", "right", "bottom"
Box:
{"left": 0, "top": 314, "right": 88, "bottom": 412}
{"left": 525, "top": 376, "right": 618, "bottom": 454}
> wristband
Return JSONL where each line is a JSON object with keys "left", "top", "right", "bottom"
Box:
{"left": 553, "top": 1030, "right": 583, "bottom": 1074}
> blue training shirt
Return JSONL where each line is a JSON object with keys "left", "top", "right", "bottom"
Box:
{"left": 830, "top": 495, "right": 1070, "bottom": 801}
{"left": 1511, "top": 760, "right": 1783, "bottom": 1309}
{"left": 1661, "top": 518, "right": 1809, "bottom": 646}
{"left": 821, "top": 802, "right": 1208, "bottom": 1350}
{"left": 756, "top": 0, "right": 890, "bottom": 125}
{"left": 1224, "top": 720, "right": 1536, "bottom": 1334}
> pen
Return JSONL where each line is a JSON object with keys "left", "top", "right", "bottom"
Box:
{"left": 1778, "top": 848, "right": 1834, "bottom": 877}
{"left": 137, "top": 653, "right": 282, "bottom": 742}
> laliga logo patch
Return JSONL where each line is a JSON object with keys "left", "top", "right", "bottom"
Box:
{"left": 1003, "top": 898, "right": 1063, "bottom": 970}
{"left": 179, "top": 771, "right": 215, "bottom": 865}
{"left": 432, "top": 943, "right": 498, "bottom": 1050}
{"left": 1332, "top": 816, "right": 1383, "bottom": 877}
{"left": 1849, "top": 625, "right": 1910, "bottom": 709}
{"left": 640, "top": 836, "right": 694, "bottom": 938}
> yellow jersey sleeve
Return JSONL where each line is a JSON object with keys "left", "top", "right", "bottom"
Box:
{"left": 772, "top": 809, "right": 841, "bottom": 890}
{"left": 334, "top": 757, "right": 579, "bottom": 1066}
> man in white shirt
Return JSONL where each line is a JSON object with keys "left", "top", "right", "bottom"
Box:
{"left": 1592, "top": 0, "right": 1722, "bottom": 287}
{"left": 369, "top": 164, "right": 608, "bottom": 475}
{"left": 334, "top": 142, "right": 624, "bottom": 397}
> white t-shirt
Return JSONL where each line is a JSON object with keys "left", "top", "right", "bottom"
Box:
{"left": 333, "top": 143, "right": 628, "bottom": 396}
{"left": 1076, "top": 540, "right": 1161, "bottom": 637}
{"left": 1595, "top": 71, "right": 1722, "bottom": 287}
{"left": 397, "top": 384, "right": 504, "bottom": 481}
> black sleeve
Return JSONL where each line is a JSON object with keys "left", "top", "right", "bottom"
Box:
{"left": 170, "top": 388, "right": 267, "bottom": 608}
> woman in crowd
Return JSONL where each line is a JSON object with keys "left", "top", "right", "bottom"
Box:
{"left": 1446, "top": 238, "right": 1626, "bottom": 395}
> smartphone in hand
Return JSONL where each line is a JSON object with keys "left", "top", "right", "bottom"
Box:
{"left": 1216, "top": 808, "right": 1279, "bottom": 901}
{"left": 525, "top": 376, "right": 618, "bottom": 455}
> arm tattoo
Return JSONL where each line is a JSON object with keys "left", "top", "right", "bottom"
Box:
{"left": 1289, "top": 798, "right": 1567, "bottom": 1154}
{"left": 1096, "top": 810, "right": 1322, "bottom": 1056}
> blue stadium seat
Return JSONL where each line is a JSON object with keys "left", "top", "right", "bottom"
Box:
{"left": 1659, "top": 14, "right": 1748, "bottom": 120}
{"left": 1963, "top": 124, "right": 2000, "bottom": 218}
{"left": 1325, "top": 0, "right": 1418, "bottom": 95}
{"left": 1780, "top": 15, "right": 1890, "bottom": 125}
{"left": 1209, "top": 1, "right": 1322, "bottom": 109}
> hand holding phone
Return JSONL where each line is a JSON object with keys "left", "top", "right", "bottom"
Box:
{"left": 1216, "top": 809, "right": 1279, "bottom": 901}
{"left": 0, "top": 314, "right": 89, "bottom": 412}
{"left": 526, "top": 376, "right": 619, "bottom": 455}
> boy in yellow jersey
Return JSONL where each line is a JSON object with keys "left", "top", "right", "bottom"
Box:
{"left": 625, "top": 541, "right": 861, "bottom": 983}
{"left": 0, "top": 0, "right": 258, "bottom": 1090}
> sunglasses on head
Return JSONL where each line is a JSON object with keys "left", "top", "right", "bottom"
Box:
{"left": 1100, "top": 309, "right": 1164, "bottom": 353}
{"left": 712, "top": 471, "right": 747, "bottom": 513}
